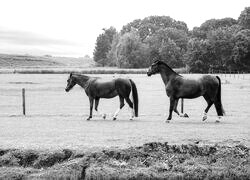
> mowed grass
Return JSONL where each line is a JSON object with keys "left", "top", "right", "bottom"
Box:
{"left": 0, "top": 74, "right": 249, "bottom": 150}
{"left": 0, "top": 73, "right": 249, "bottom": 179}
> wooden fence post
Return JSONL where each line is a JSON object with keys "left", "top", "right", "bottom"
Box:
{"left": 22, "top": 88, "right": 26, "bottom": 115}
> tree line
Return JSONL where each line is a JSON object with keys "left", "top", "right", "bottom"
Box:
{"left": 93, "top": 7, "right": 250, "bottom": 73}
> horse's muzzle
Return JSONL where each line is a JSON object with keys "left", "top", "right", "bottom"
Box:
{"left": 65, "top": 88, "right": 69, "bottom": 92}
{"left": 147, "top": 71, "right": 152, "bottom": 76}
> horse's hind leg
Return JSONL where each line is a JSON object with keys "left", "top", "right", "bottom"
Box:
{"left": 113, "top": 96, "right": 125, "bottom": 120}
{"left": 214, "top": 100, "right": 223, "bottom": 123}
{"left": 202, "top": 94, "right": 213, "bottom": 121}
{"left": 125, "top": 97, "right": 134, "bottom": 120}
{"left": 95, "top": 98, "right": 106, "bottom": 119}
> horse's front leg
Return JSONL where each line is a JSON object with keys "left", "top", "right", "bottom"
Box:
{"left": 174, "top": 98, "right": 189, "bottom": 118}
{"left": 87, "top": 97, "right": 94, "bottom": 120}
{"left": 173, "top": 98, "right": 180, "bottom": 116}
{"left": 166, "top": 97, "right": 175, "bottom": 122}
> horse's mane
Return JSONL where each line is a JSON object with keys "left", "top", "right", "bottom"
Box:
{"left": 154, "top": 60, "right": 181, "bottom": 76}
{"left": 70, "top": 73, "right": 99, "bottom": 80}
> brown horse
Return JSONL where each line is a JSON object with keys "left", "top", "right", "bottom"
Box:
{"left": 147, "top": 60, "right": 225, "bottom": 123}
{"left": 65, "top": 73, "right": 138, "bottom": 120}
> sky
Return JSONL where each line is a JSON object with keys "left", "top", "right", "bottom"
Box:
{"left": 0, "top": 0, "right": 249, "bottom": 57}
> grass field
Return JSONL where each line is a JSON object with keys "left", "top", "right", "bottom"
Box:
{"left": 0, "top": 53, "right": 95, "bottom": 68}
{"left": 0, "top": 73, "right": 249, "bottom": 149}
{"left": 0, "top": 73, "right": 249, "bottom": 179}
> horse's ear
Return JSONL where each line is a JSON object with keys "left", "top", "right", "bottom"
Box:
{"left": 152, "top": 59, "right": 160, "bottom": 65}
{"left": 70, "top": 73, "right": 72, "bottom": 77}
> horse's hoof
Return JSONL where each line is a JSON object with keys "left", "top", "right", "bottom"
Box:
{"left": 202, "top": 116, "right": 207, "bottom": 121}
{"left": 130, "top": 118, "right": 133, "bottom": 121}
{"left": 184, "top": 113, "right": 189, "bottom": 118}
{"left": 215, "top": 120, "right": 220, "bottom": 123}
{"left": 165, "top": 120, "right": 170, "bottom": 123}
{"left": 113, "top": 117, "right": 117, "bottom": 121}
{"left": 102, "top": 114, "right": 106, "bottom": 119}
{"left": 86, "top": 116, "right": 92, "bottom": 121}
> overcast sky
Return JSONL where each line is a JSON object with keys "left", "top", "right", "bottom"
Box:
{"left": 0, "top": 0, "right": 249, "bottom": 57}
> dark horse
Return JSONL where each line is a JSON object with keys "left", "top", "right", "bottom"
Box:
{"left": 147, "top": 60, "right": 224, "bottom": 123}
{"left": 65, "top": 73, "right": 138, "bottom": 120}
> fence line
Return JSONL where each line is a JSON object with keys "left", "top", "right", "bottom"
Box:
{"left": 22, "top": 88, "right": 26, "bottom": 115}
{"left": 1, "top": 72, "right": 249, "bottom": 117}
{"left": 209, "top": 69, "right": 250, "bottom": 80}
{"left": 2, "top": 88, "right": 186, "bottom": 117}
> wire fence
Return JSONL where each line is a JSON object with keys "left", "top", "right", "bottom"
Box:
{"left": 0, "top": 73, "right": 249, "bottom": 117}
{"left": 209, "top": 69, "right": 250, "bottom": 80}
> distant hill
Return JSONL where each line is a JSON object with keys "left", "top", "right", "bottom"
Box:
{"left": 0, "top": 54, "right": 96, "bottom": 68}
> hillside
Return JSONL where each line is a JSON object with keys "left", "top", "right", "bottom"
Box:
{"left": 0, "top": 54, "right": 95, "bottom": 68}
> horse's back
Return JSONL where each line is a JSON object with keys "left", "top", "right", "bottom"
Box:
{"left": 94, "top": 78, "right": 116, "bottom": 87}
{"left": 180, "top": 74, "right": 218, "bottom": 85}
{"left": 171, "top": 74, "right": 219, "bottom": 99}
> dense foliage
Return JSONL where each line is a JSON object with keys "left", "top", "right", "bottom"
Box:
{"left": 93, "top": 7, "right": 250, "bottom": 72}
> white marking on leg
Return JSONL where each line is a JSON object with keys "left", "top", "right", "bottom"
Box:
{"left": 179, "top": 113, "right": 184, "bottom": 117}
{"left": 113, "top": 108, "right": 121, "bottom": 119}
{"left": 202, "top": 112, "right": 207, "bottom": 121}
{"left": 130, "top": 108, "right": 134, "bottom": 120}
{"left": 96, "top": 110, "right": 106, "bottom": 119}
{"left": 215, "top": 116, "right": 222, "bottom": 123}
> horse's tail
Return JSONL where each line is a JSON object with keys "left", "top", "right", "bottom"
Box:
{"left": 215, "top": 76, "right": 225, "bottom": 116}
{"left": 129, "top": 79, "right": 139, "bottom": 117}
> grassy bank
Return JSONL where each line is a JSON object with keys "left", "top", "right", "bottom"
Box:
{"left": 0, "top": 54, "right": 95, "bottom": 68}
{"left": 0, "top": 142, "right": 249, "bottom": 180}
{"left": 0, "top": 68, "right": 148, "bottom": 74}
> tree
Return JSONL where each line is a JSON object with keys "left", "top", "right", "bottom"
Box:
{"left": 121, "top": 16, "right": 188, "bottom": 41}
{"left": 145, "top": 28, "right": 188, "bottom": 67}
{"left": 232, "top": 29, "right": 250, "bottom": 70}
{"left": 116, "top": 30, "right": 150, "bottom": 68}
{"left": 238, "top": 7, "right": 250, "bottom": 29}
{"left": 106, "top": 33, "right": 120, "bottom": 66}
{"left": 207, "top": 26, "right": 236, "bottom": 70}
{"left": 192, "top": 18, "right": 237, "bottom": 39}
{"left": 93, "top": 27, "right": 117, "bottom": 66}
{"left": 184, "top": 38, "right": 215, "bottom": 73}
{"left": 159, "top": 38, "right": 183, "bottom": 67}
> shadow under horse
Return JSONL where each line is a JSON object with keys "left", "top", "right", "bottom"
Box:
{"left": 65, "top": 73, "right": 138, "bottom": 120}
{"left": 147, "top": 60, "right": 225, "bottom": 123}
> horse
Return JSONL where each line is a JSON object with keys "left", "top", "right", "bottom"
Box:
{"left": 147, "top": 60, "right": 225, "bottom": 123}
{"left": 65, "top": 73, "right": 138, "bottom": 121}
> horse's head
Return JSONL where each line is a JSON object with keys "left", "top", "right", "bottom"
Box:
{"left": 65, "top": 73, "right": 76, "bottom": 92}
{"left": 147, "top": 60, "right": 161, "bottom": 76}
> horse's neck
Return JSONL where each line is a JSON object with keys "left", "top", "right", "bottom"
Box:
{"left": 159, "top": 67, "right": 177, "bottom": 85}
{"left": 75, "top": 76, "right": 91, "bottom": 89}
